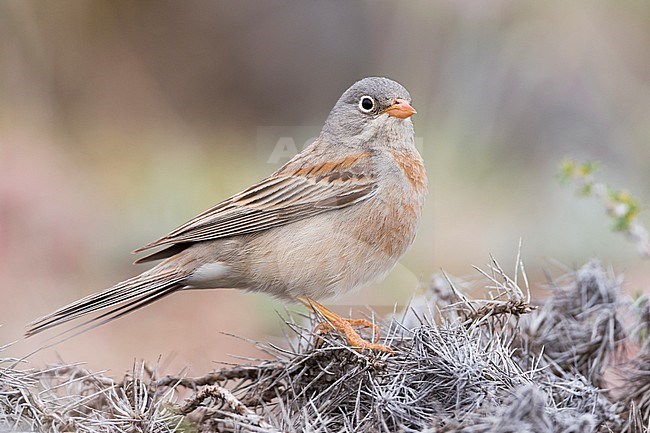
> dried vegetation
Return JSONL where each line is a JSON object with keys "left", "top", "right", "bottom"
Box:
{"left": 2, "top": 257, "right": 649, "bottom": 432}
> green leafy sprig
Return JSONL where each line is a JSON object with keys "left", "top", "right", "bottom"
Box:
{"left": 559, "top": 159, "right": 648, "bottom": 258}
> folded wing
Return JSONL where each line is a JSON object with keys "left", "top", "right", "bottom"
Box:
{"left": 134, "top": 164, "right": 377, "bottom": 256}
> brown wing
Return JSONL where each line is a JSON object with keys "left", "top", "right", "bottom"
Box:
{"left": 133, "top": 159, "right": 377, "bottom": 257}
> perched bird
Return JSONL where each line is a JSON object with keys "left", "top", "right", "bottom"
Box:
{"left": 26, "top": 77, "right": 427, "bottom": 352}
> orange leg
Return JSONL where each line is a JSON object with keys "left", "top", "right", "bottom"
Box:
{"left": 299, "top": 297, "right": 393, "bottom": 354}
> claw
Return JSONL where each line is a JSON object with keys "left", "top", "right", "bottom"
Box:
{"left": 299, "top": 297, "right": 393, "bottom": 354}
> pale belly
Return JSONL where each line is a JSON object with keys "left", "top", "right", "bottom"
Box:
{"left": 240, "top": 193, "right": 420, "bottom": 301}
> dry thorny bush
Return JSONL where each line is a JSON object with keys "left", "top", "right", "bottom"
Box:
{"left": 2, "top": 257, "right": 650, "bottom": 432}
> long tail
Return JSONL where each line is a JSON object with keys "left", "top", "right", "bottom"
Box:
{"left": 25, "top": 267, "right": 189, "bottom": 339}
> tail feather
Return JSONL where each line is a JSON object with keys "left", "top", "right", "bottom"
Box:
{"left": 25, "top": 268, "right": 188, "bottom": 338}
{"left": 37, "top": 284, "right": 180, "bottom": 345}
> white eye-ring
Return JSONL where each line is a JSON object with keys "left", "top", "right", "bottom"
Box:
{"left": 358, "top": 96, "right": 375, "bottom": 113}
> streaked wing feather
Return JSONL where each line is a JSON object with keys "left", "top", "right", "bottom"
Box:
{"left": 134, "top": 173, "right": 376, "bottom": 252}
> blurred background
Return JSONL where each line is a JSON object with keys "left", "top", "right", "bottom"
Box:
{"left": 1, "top": 0, "right": 649, "bottom": 374}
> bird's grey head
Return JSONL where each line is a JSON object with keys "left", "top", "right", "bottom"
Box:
{"left": 321, "top": 77, "right": 415, "bottom": 148}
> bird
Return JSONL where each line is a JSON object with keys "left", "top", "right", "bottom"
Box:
{"left": 25, "top": 77, "right": 427, "bottom": 352}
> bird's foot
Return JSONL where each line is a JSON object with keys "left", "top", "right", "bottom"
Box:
{"left": 299, "top": 297, "right": 393, "bottom": 354}
{"left": 313, "top": 317, "right": 393, "bottom": 353}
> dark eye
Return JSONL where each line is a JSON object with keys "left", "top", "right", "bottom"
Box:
{"left": 358, "top": 96, "right": 375, "bottom": 113}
